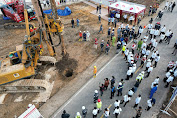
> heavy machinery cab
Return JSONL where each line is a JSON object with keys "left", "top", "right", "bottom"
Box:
{"left": 0, "top": 0, "right": 35, "bottom": 22}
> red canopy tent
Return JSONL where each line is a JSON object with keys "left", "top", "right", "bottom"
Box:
{"left": 108, "top": 1, "right": 146, "bottom": 23}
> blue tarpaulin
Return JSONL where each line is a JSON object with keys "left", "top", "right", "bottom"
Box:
{"left": 43, "top": 6, "right": 71, "bottom": 16}
{"left": 3, "top": 16, "right": 11, "bottom": 20}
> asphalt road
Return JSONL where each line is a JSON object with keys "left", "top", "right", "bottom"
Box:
{"left": 52, "top": 1, "right": 177, "bottom": 118}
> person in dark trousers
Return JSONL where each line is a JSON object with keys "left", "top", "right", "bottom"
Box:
{"left": 61, "top": 110, "right": 70, "bottom": 118}
{"left": 110, "top": 76, "right": 115, "bottom": 88}
{"left": 99, "top": 5, "right": 101, "bottom": 14}
{"left": 133, "top": 95, "right": 141, "bottom": 108}
{"left": 82, "top": 106, "right": 87, "bottom": 118}
{"left": 100, "top": 40, "right": 104, "bottom": 52}
{"left": 172, "top": 42, "right": 177, "bottom": 55}
{"left": 98, "top": 24, "right": 103, "bottom": 33}
{"left": 134, "top": 106, "right": 142, "bottom": 118}
{"left": 96, "top": 5, "right": 99, "bottom": 13}
{"left": 71, "top": 18, "right": 75, "bottom": 28}
{"left": 98, "top": 15, "right": 101, "bottom": 23}
{"left": 114, "top": 18, "right": 117, "bottom": 28}
{"left": 110, "top": 85, "right": 115, "bottom": 99}
{"left": 148, "top": 6, "right": 152, "bottom": 16}
{"left": 99, "top": 84, "right": 104, "bottom": 96}
{"left": 46, "top": 0, "right": 50, "bottom": 7}
{"left": 146, "top": 98, "right": 156, "bottom": 111}
{"left": 117, "top": 82, "right": 123, "bottom": 96}
{"left": 154, "top": 54, "right": 160, "bottom": 68}
{"left": 171, "top": 2, "right": 176, "bottom": 12}
{"left": 104, "top": 78, "right": 109, "bottom": 90}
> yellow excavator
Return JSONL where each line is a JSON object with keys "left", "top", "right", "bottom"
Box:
{"left": 0, "top": 0, "right": 66, "bottom": 93}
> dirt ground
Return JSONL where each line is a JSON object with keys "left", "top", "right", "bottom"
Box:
{"left": 0, "top": 0, "right": 169, "bottom": 117}
{"left": 0, "top": 2, "right": 109, "bottom": 118}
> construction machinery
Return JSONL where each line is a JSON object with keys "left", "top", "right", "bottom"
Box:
{"left": 0, "top": 0, "right": 66, "bottom": 93}
{"left": 0, "top": 0, "right": 35, "bottom": 29}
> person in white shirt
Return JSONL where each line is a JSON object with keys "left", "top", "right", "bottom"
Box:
{"left": 120, "top": 23, "right": 124, "bottom": 29}
{"left": 114, "top": 100, "right": 120, "bottom": 108}
{"left": 159, "top": 33, "right": 165, "bottom": 43}
{"left": 174, "top": 69, "right": 177, "bottom": 77}
{"left": 146, "top": 99, "right": 152, "bottom": 111}
{"left": 165, "top": 75, "right": 174, "bottom": 87}
{"left": 145, "top": 59, "right": 151, "bottom": 71}
{"left": 120, "top": 94, "right": 131, "bottom": 107}
{"left": 160, "top": 25, "right": 166, "bottom": 35}
{"left": 150, "top": 28, "right": 155, "bottom": 39}
{"left": 146, "top": 49, "right": 151, "bottom": 58}
{"left": 86, "top": 31, "right": 90, "bottom": 41}
{"left": 132, "top": 64, "right": 137, "bottom": 77}
{"left": 144, "top": 34, "right": 149, "bottom": 42}
{"left": 128, "top": 88, "right": 134, "bottom": 97}
{"left": 138, "top": 28, "right": 144, "bottom": 38}
{"left": 129, "top": 15, "right": 134, "bottom": 25}
{"left": 154, "top": 54, "right": 160, "bottom": 67}
{"left": 164, "top": 1, "right": 169, "bottom": 9}
{"left": 112, "top": 17, "right": 115, "bottom": 26}
{"left": 124, "top": 48, "right": 129, "bottom": 60}
{"left": 43, "top": 0, "right": 46, "bottom": 7}
{"left": 150, "top": 51, "right": 157, "bottom": 62}
{"left": 116, "top": 13, "right": 120, "bottom": 22}
{"left": 164, "top": 29, "right": 172, "bottom": 41}
{"left": 146, "top": 65, "right": 153, "bottom": 77}
{"left": 133, "top": 94, "right": 141, "bottom": 108}
{"left": 113, "top": 106, "right": 122, "bottom": 118}
{"left": 104, "top": 108, "right": 110, "bottom": 117}
{"left": 163, "top": 69, "right": 173, "bottom": 82}
{"left": 92, "top": 107, "right": 98, "bottom": 117}
{"left": 141, "top": 46, "right": 146, "bottom": 58}
{"left": 126, "top": 67, "right": 132, "bottom": 80}
{"left": 123, "top": 14, "right": 127, "bottom": 22}
{"left": 147, "top": 23, "right": 153, "bottom": 33}
{"left": 154, "top": 29, "right": 159, "bottom": 38}
{"left": 141, "top": 41, "right": 147, "bottom": 49}
{"left": 152, "top": 40, "right": 158, "bottom": 51}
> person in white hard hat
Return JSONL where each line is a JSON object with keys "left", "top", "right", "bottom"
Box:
{"left": 146, "top": 65, "right": 153, "bottom": 78}
{"left": 82, "top": 106, "right": 87, "bottom": 118}
{"left": 75, "top": 112, "right": 81, "bottom": 118}
{"left": 117, "top": 82, "right": 124, "bottom": 96}
{"left": 28, "top": 104, "right": 32, "bottom": 108}
{"left": 86, "top": 31, "right": 90, "bottom": 41}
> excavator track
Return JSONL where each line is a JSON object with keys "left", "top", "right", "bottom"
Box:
{"left": 4, "top": 22, "right": 36, "bottom": 29}
{"left": 0, "top": 79, "right": 51, "bottom": 93}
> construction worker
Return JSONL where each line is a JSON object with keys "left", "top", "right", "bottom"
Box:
{"left": 79, "top": 31, "right": 82, "bottom": 41}
{"left": 146, "top": 65, "right": 153, "bottom": 78}
{"left": 126, "top": 67, "right": 132, "bottom": 80}
{"left": 134, "top": 95, "right": 142, "bottom": 108}
{"left": 30, "top": 27, "right": 33, "bottom": 32}
{"left": 113, "top": 106, "right": 122, "bottom": 118}
{"left": 96, "top": 99, "right": 102, "bottom": 113}
{"left": 82, "top": 106, "right": 87, "bottom": 118}
{"left": 75, "top": 112, "right": 82, "bottom": 118}
{"left": 145, "top": 59, "right": 152, "bottom": 71}
{"left": 105, "top": 44, "right": 110, "bottom": 55}
{"left": 114, "top": 100, "right": 120, "bottom": 108}
{"left": 83, "top": 31, "right": 86, "bottom": 41}
{"left": 122, "top": 44, "right": 126, "bottom": 55}
{"left": 107, "top": 27, "right": 111, "bottom": 37}
{"left": 136, "top": 73, "right": 142, "bottom": 82}
{"left": 86, "top": 31, "right": 90, "bottom": 41}
{"left": 112, "top": 35, "right": 116, "bottom": 46}
{"left": 137, "top": 39, "right": 143, "bottom": 51}
{"left": 94, "top": 38, "right": 98, "bottom": 49}
{"left": 100, "top": 40, "right": 104, "bottom": 52}
{"left": 93, "top": 66, "right": 97, "bottom": 78}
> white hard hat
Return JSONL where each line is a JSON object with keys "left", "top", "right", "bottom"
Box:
{"left": 28, "top": 104, "right": 32, "bottom": 108}
{"left": 119, "top": 82, "right": 122, "bottom": 85}
{"left": 95, "top": 90, "right": 98, "bottom": 93}
{"left": 77, "top": 112, "right": 80, "bottom": 115}
{"left": 141, "top": 71, "right": 145, "bottom": 74}
{"left": 82, "top": 106, "right": 85, "bottom": 110}
{"left": 143, "top": 55, "right": 146, "bottom": 57}
{"left": 84, "top": 31, "right": 85, "bottom": 32}
{"left": 80, "top": 31, "right": 81, "bottom": 32}
{"left": 169, "top": 69, "right": 173, "bottom": 72}
{"left": 147, "top": 59, "right": 151, "bottom": 61}
{"left": 139, "top": 73, "right": 142, "bottom": 76}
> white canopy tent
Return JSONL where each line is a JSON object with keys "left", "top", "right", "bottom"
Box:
{"left": 108, "top": 1, "right": 146, "bottom": 23}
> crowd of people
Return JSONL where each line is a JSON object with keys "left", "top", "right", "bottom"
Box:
{"left": 61, "top": 2, "right": 177, "bottom": 118}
